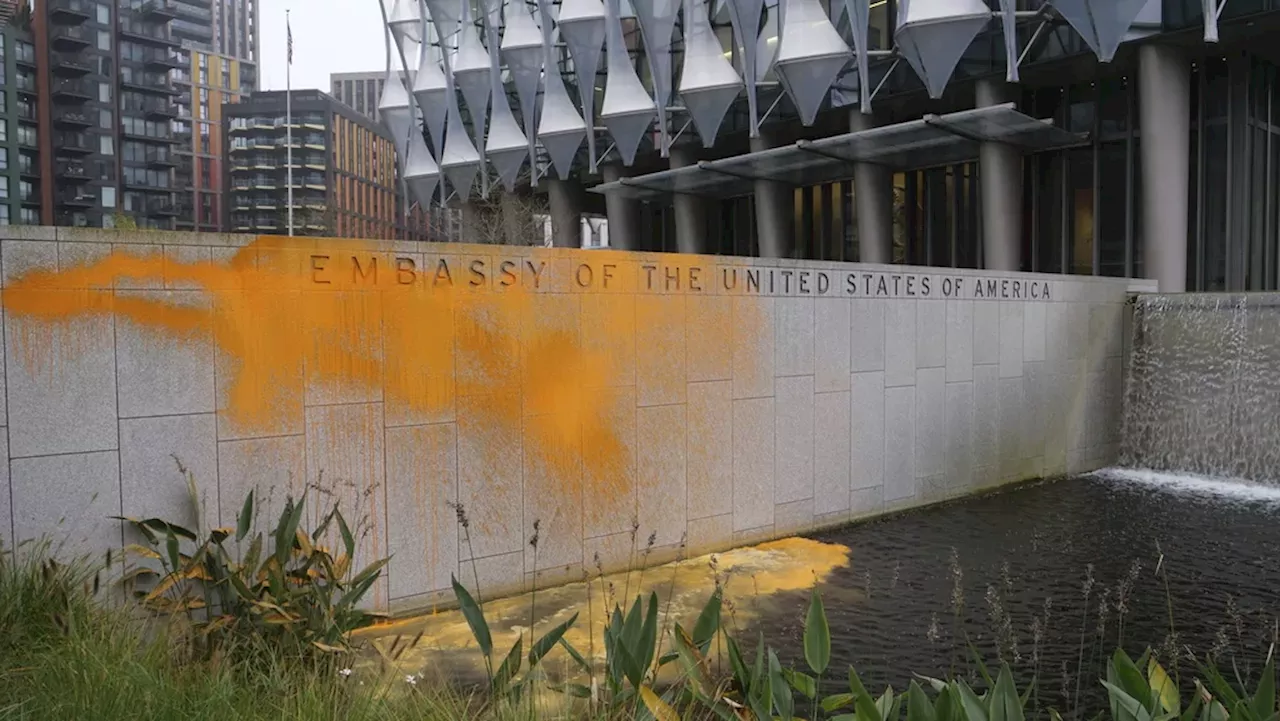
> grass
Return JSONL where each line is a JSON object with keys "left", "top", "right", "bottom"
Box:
{"left": 0, "top": 542, "right": 507, "bottom": 721}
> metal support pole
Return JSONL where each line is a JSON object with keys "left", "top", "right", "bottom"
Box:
{"left": 669, "top": 145, "right": 706, "bottom": 254}
{"left": 601, "top": 163, "right": 640, "bottom": 250}
{"left": 750, "top": 127, "right": 792, "bottom": 258}
{"left": 849, "top": 110, "right": 894, "bottom": 264}
{"left": 1138, "top": 44, "right": 1191, "bottom": 292}
{"left": 976, "top": 78, "right": 1023, "bottom": 271}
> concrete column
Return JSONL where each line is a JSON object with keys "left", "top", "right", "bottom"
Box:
{"left": 976, "top": 79, "right": 1023, "bottom": 271}
{"left": 848, "top": 111, "right": 894, "bottom": 264}
{"left": 1138, "top": 45, "right": 1191, "bottom": 292}
{"left": 600, "top": 163, "right": 641, "bottom": 251}
{"left": 546, "top": 177, "right": 583, "bottom": 248}
{"left": 669, "top": 145, "right": 707, "bottom": 254}
{"left": 751, "top": 127, "right": 792, "bottom": 258}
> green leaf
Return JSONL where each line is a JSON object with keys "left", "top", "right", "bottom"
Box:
{"left": 969, "top": 646, "right": 995, "bottom": 690}
{"left": 613, "top": 631, "right": 646, "bottom": 689}
{"left": 937, "top": 685, "right": 960, "bottom": 721}
{"left": 992, "top": 664, "right": 1025, "bottom": 721}
{"left": 672, "top": 624, "right": 712, "bottom": 696}
{"left": 1252, "top": 655, "right": 1277, "bottom": 721}
{"left": 274, "top": 495, "right": 305, "bottom": 567}
{"left": 164, "top": 528, "right": 181, "bottom": 571}
{"left": 881, "top": 686, "right": 902, "bottom": 721}
{"left": 529, "top": 612, "right": 578, "bottom": 666}
{"left": 640, "top": 685, "right": 679, "bottom": 721}
{"left": 823, "top": 693, "right": 856, "bottom": 712}
{"left": 956, "top": 679, "right": 990, "bottom": 721}
{"left": 558, "top": 638, "right": 591, "bottom": 672}
{"left": 639, "top": 592, "right": 660, "bottom": 675}
{"left": 336, "top": 509, "right": 356, "bottom": 558}
{"left": 785, "top": 668, "right": 818, "bottom": 699}
{"left": 561, "top": 683, "right": 593, "bottom": 699}
{"left": 769, "top": 650, "right": 794, "bottom": 721}
{"left": 1104, "top": 681, "right": 1155, "bottom": 721}
{"left": 692, "top": 587, "right": 722, "bottom": 652}
{"left": 1149, "top": 658, "right": 1181, "bottom": 715}
{"left": 908, "top": 681, "right": 938, "bottom": 721}
{"left": 236, "top": 490, "right": 254, "bottom": 542}
{"left": 493, "top": 636, "right": 522, "bottom": 694}
{"left": 727, "top": 635, "right": 750, "bottom": 695}
{"left": 805, "top": 586, "right": 832, "bottom": 675}
{"left": 1113, "top": 649, "right": 1155, "bottom": 712}
{"left": 850, "top": 667, "right": 884, "bottom": 721}
{"left": 450, "top": 575, "right": 493, "bottom": 660}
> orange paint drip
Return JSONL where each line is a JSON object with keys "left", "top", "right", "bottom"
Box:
{"left": 1, "top": 239, "right": 634, "bottom": 525}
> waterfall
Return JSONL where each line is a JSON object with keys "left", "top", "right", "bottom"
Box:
{"left": 1120, "top": 293, "right": 1280, "bottom": 483}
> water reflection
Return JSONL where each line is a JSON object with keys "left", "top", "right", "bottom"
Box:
{"left": 753, "top": 474, "right": 1280, "bottom": 708}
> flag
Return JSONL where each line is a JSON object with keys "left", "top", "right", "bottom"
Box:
{"left": 287, "top": 15, "right": 293, "bottom": 65}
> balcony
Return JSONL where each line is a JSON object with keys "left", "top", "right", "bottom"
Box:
{"left": 51, "top": 25, "right": 92, "bottom": 51}
{"left": 53, "top": 109, "right": 93, "bottom": 129}
{"left": 146, "top": 198, "right": 179, "bottom": 216}
{"left": 15, "top": 47, "right": 36, "bottom": 68}
{"left": 55, "top": 133, "right": 94, "bottom": 155}
{"left": 51, "top": 80, "right": 93, "bottom": 104}
{"left": 56, "top": 162, "right": 90, "bottom": 182}
{"left": 118, "top": 21, "right": 177, "bottom": 47}
{"left": 19, "top": 160, "right": 39, "bottom": 178}
{"left": 58, "top": 190, "right": 97, "bottom": 208}
{"left": 49, "top": 0, "right": 92, "bottom": 24}
{"left": 122, "top": 130, "right": 175, "bottom": 145}
{"left": 122, "top": 76, "right": 176, "bottom": 95}
{"left": 143, "top": 48, "right": 185, "bottom": 70}
{"left": 146, "top": 148, "right": 177, "bottom": 168}
{"left": 17, "top": 104, "right": 37, "bottom": 121}
{"left": 15, "top": 74, "right": 37, "bottom": 95}
{"left": 140, "top": 98, "right": 177, "bottom": 119}
{"left": 140, "top": 0, "right": 179, "bottom": 20}
{"left": 52, "top": 52, "right": 93, "bottom": 76}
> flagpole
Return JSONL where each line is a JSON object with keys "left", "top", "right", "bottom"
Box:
{"left": 286, "top": 9, "right": 294, "bottom": 237}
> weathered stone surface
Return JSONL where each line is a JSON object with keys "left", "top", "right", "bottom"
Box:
{"left": 385, "top": 424, "right": 458, "bottom": 600}
{"left": 119, "top": 413, "right": 219, "bottom": 534}
{"left": 0, "top": 234, "right": 1143, "bottom": 609}
{"left": 11, "top": 451, "right": 120, "bottom": 561}
{"left": 687, "top": 381, "right": 732, "bottom": 520}
{"left": 813, "top": 391, "right": 851, "bottom": 516}
{"left": 733, "top": 397, "right": 774, "bottom": 531}
{"left": 774, "top": 375, "right": 815, "bottom": 504}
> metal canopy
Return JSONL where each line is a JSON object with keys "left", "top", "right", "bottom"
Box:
{"left": 591, "top": 104, "right": 1086, "bottom": 202}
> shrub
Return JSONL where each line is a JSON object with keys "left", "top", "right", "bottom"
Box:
{"left": 119, "top": 478, "right": 388, "bottom": 663}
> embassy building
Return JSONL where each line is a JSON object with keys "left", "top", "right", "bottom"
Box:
{"left": 379, "top": 0, "right": 1280, "bottom": 292}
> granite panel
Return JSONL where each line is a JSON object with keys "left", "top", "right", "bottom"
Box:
{"left": 385, "top": 424, "right": 458, "bottom": 600}
{"left": 217, "top": 435, "right": 306, "bottom": 534}
{"left": 116, "top": 291, "right": 216, "bottom": 418}
{"left": 945, "top": 382, "right": 975, "bottom": 492}
{"left": 775, "top": 297, "right": 815, "bottom": 377}
{"left": 733, "top": 297, "right": 775, "bottom": 399}
{"left": 973, "top": 301, "right": 1000, "bottom": 365}
{"left": 814, "top": 299, "right": 851, "bottom": 392}
{"left": 687, "top": 381, "right": 733, "bottom": 520}
{"left": 636, "top": 294, "right": 686, "bottom": 406}
{"left": 583, "top": 385, "right": 638, "bottom": 538}
{"left": 883, "top": 386, "right": 916, "bottom": 501}
{"left": 916, "top": 300, "right": 946, "bottom": 369}
{"left": 637, "top": 404, "right": 687, "bottom": 548}
{"left": 119, "top": 414, "right": 219, "bottom": 535}
{"left": 946, "top": 300, "right": 974, "bottom": 382}
{"left": 914, "top": 368, "right": 946, "bottom": 479}
{"left": 999, "top": 302, "right": 1025, "bottom": 379}
{"left": 884, "top": 301, "right": 917, "bottom": 387}
{"left": 524, "top": 412, "right": 585, "bottom": 569}
{"left": 774, "top": 375, "right": 815, "bottom": 504}
{"left": 456, "top": 393, "right": 523, "bottom": 558}
{"left": 850, "top": 371, "right": 885, "bottom": 491}
{"left": 851, "top": 299, "right": 885, "bottom": 372}
{"left": 686, "top": 295, "right": 733, "bottom": 382}
{"left": 813, "top": 391, "right": 851, "bottom": 516}
{"left": 733, "top": 397, "right": 774, "bottom": 531}
{"left": 11, "top": 451, "right": 121, "bottom": 561}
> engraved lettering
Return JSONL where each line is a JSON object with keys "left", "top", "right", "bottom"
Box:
{"left": 906, "top": 275, "right": 916, "bottom": 297}
{"left": 688, "top": 266, "right": 702, "bottom": 291}
{"left": 780, "top": 269, "right": 794, "bottom": 294}
{"left": 435, "top": 258, "right": 454, "bottom": 286}
{"left": 747, "top": 269, "right": 761, "bottom": 293}
{"left": 723, "top": 267, "right": 739, "bottom": 291}
{"left": 468, "top": 259, "right": 487, "bottom": 287}
{"left": 603, "top": 263, "right": 617, "bottom": 289}
{"left": 395, "top": 256, "right": 416, "bottom": 285}
{"left": 353, "top": 255, "right": 378, "bottom": 284}
{"left": 525, "top": 260, "right": 545, "bottom": 288}
{"left": 575, "top": 263, "right": 593, "bottom": 288}
{"left": 499, "top": 260, "right": 518, "bottom": 287}
{"left": 664, "top": 265, "right": 680, "bottom": 291}
{"left": 921, "top": 276, "right": 931, "bottom": 296}
{"left": 642, "top": 264, "right": 657, "bottom": 290}
{"left": 310, "top": 254, "right": 331, "bottom": 284}
{"left": 817, "top": 271, "right": 830, "bottom": 295}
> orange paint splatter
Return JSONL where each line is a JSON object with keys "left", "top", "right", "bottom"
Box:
{"left": 1, "top": 238, "right": 632, "bottom": 529}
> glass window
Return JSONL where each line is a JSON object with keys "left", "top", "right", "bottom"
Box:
{"left": 99, "top": 83, "right": 112, "bottom": 103}
{"left": 0, "top": 123, "right": 5, "bottom": 143}
{"left": 0, "top": 148, "right": 6, "bottom": 171}
{"left": 0, "top": 206, "right": 9, "bottom": 225}
{"left": 100, "top": 136, "right": 114, "bottom": 155}
{"left": 0, "top": 178, "right": 8, "bottom": 199}
{"left": 17, "top": 124, "right": 36, "bottom": 146}
{"left": 96, "top": 4, "right": 109, "bottom": 23}
{"left": 100, "top": 109, "right": 112, "bottom": 128}
{"left": 20, "top": 207, "right": 38, "bottom": 224}
{"left": 97, "top": 30, "right": 111, "bottom": 51}
{"left": 102, "top": 187, "right": 116, "bottom": 209}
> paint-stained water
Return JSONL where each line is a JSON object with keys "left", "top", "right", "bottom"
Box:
{"left": 355, "top": 537, "right": 852, "bottom": 684}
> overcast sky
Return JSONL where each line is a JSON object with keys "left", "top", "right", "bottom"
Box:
{"left": 259, "top": 0, "right": 388, "bottom": 92}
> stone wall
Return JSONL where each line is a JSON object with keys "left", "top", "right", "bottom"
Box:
{"left": 0, "top": 227, "right": 1152, "bottom": 612}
